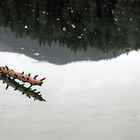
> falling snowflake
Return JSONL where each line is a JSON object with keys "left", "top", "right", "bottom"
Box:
{"left": 72, "top": 24, "right": 76, "bottom": 28}
{"left": 63, "top": 27, "right": 66, "bottom": 31}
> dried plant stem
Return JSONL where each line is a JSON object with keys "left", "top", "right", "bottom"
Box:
{"left": 0, "top": 66, "right": 46, "bottom": 86}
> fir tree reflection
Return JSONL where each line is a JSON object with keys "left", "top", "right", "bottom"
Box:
{"left": 0, "top": 0, "right": 139, "bottom": 52}
{"left": 0, "top": 73, "right": 46, "bottom": 102}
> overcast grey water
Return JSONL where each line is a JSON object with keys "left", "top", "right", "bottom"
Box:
{"left": 0, "top": 50, "right": 140, "bottom": 140}
{"left": 0, "top": 0, "right": 140, "bottom": 140}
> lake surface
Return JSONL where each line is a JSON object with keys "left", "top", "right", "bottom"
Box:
{"left": 0, "top": 1, "right": 140, "bottom": 140}
{"left": 0, "top": 50, "right": 140, "bottom": 140}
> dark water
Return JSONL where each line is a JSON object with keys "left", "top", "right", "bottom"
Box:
{"left": 0, "top": 1, "right": 140, "bottom": 140}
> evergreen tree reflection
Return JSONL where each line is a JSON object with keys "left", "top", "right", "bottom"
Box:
{"left": 0, "top": 0, "right": 139, "bottom": 53}
{"left": 0, "top": 73, "right": 46, "bottom": 102}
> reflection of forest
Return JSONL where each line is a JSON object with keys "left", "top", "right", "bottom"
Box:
{"left": 0, "top": 0, "right": 140, "bottom": 52}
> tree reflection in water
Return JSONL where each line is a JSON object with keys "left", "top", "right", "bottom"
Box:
{"left": 0, "top": 73, "right": 46, "bottom": 102}
{"left": 0, "top": 0, "right": 139, "bottom": 53}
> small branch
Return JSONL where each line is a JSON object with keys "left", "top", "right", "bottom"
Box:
{"left": 0, "top": 66, "right": 46, "bottom": 86}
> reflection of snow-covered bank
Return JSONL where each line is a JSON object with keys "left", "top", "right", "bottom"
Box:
{"left": 0, "top": 27, "right": 125, "bottom": 65}
{"left": 0, "top": 51, "right": 140, "bottom": 140}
